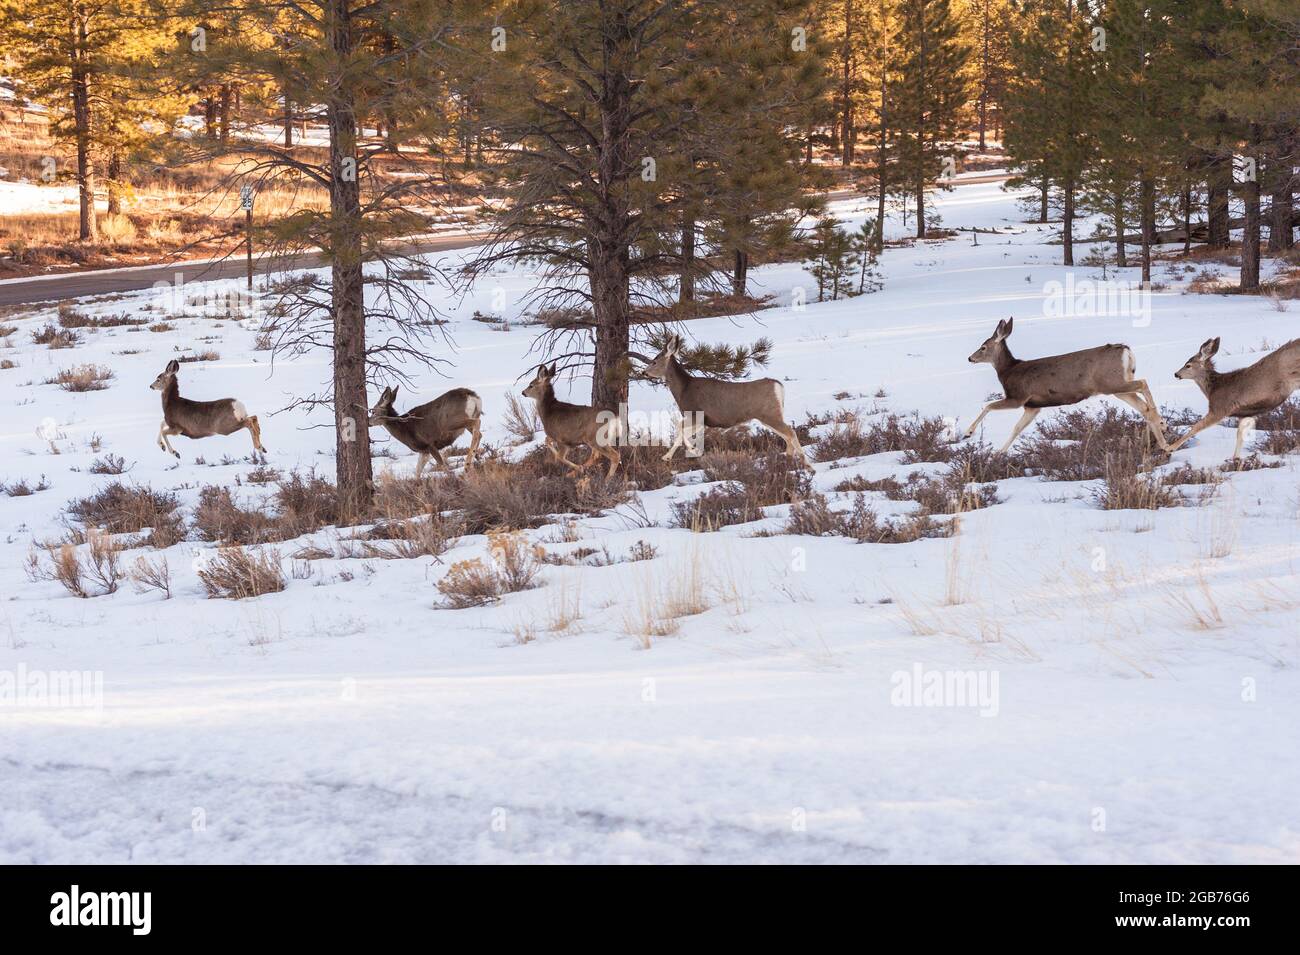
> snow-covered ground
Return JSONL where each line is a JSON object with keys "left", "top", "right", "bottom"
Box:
{"left": 2, "top": 178, "right": 1298, "bottom": 864}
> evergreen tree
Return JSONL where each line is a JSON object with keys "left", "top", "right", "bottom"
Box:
{"left": 890, "top": 0, "right": 971, "bottom": 238}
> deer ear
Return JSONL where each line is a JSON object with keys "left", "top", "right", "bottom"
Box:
{"left": 390, "top": 384, "right": 399, "bottom": 398}
{"left": 1200, "top": 338, "right": 1220, "bottom": 358}
{"left": 166, "top": 359, "right": 180, "bottom": 373}
{"left": 1002, "top": 317, "right": 1014, "bottom": 338}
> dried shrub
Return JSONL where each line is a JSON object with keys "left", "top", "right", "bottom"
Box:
{"left": 57, "top": 305, "right": 147, "bottom": 329}
{"left": 2, "top": 475, "right": 50, "bottom": 496}
{"left": 66, "top": 483, "right": 183, "bottom": 546}
{"left": 1015, "top": 406, "right": 1166, "bottom": 481}
{"left": 1091, "top": 451, "right": 1183, "bottom": 511}
{"left": 670, "top": 452, "right": 812, "bottom": 531}
{"left": 47, "top": 363, "right": 114, "bottom": 392}
{"left": 436, "top": 531, "right": 542, "bottom": 608}
{"left": 32, "top": 323, "right": 81, "bottom": 348}
{"left": 89, "top": 453, "right": 128, "bottom": 475}
{"left": 26, "top": 528, "right": 125, "bottom": 597}
{"left": 178, "top": 350, "right": 220, "bottom": 362}
{"left": 130, "top": 555, "right": 172, "bottom": 598}
{"left": 194, "top": 472, "right": 340, "bottom": 544}
{"left": 502, "top": 392, "right": 541, "bottom": 443}
{"left": 813, "top": 413, "right": 954, "bottom": 463}
{"left": 197, "top": 547, "right": 286, "bottom": 599}
{"left": 786, "top": 493, "right": 949, "bottom": 544}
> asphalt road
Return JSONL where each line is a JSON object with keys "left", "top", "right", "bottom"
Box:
{"left": 0, "top": 232, "right": 487, "bottom": 308}
{"left": 0, "top": 175, "right": 1009, "bottom": 309}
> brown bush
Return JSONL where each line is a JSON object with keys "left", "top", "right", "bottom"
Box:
{"left": 2, "top": 475, "right": 50, "bottom": 496}
{"left": 436, "top": 531, "right": 542, "bottom": 608}
{"left": 197, "top": 547, "right": 286, "bottom": 599}
{"left": 813, "top": 413, "right": 953, "bottom": 464}
{"left": 47, "top": 363, "right": 114, "bottom": 392}
{"left": 786, "top": 493, "right": 950, "bottom": 544}
{"left": 193, "top": 472, "right": 340, "bottom": 544}
{"left": 32, "top": 323, "right": 81, "bottom": 348}
{"left": 671, "top": 451, "right": 812, "bottom": 531}
{"left": 26, "top": 528, "right": 125, "bottom": 598}
{"left": 1015, "top": 406, "right": 1166, "bottom": 481}
{"left": 89, "top": 453, "right": 128, "bottom": 475}
{"left": 66, "top": 483, "right": 183, "bottom": 546}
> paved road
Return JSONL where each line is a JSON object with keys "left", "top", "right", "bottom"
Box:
{"left": 0, "top": 232, "right": 487, "bottom": 308}
{"left": 0, "top": 175, "right": 1009, "bottom": 309}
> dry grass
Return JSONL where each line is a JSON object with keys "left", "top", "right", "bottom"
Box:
{"left": 785, "top": 492, "right": 950, "bottom": 543}
{"left": 130, "top": 554, "right": 172, "bottom": 598}
{"left": 66, "top": 482, "right": 183, "bottom": 547}
{"left": 436, "top": 531, "right": 542, "bottom": 608}
{"left": 31, "top": 323, "right": 82, "bottom": 349}
{"left": 26, "top": 528, "right": 125, "bottom": 598}
{"left": 812, "top": 412, "right": 954, "bottom": 464}
{"left": 670, "top": 451, "right": 811, "bottom": 531}
{"left": 623, "top": 547, "right": 710, "bottom": 647}
{"left": 502, "top": 392, "right": 542, "bottom": 443}
{"left": 46, "top": 363, "right": 114, "bottom": 392}
{"left": 2, "top": 475, "right": 51, "bottom": 496}
{"left": 197, "top": 547, "right": 287, "bottom": 599}
{"left": 193, "top": 471, "right": 339, "bottom": 544}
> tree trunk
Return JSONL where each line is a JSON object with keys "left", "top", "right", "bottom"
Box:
{"left": 218, "top": 83, "right": 232, "bottom": 143}
{"left": 326, "top": 0, "right": 373, "bottom": 515}
{"left": 1112, "top": 189, "right": 1126, "bottom": 269}
{"left": 1062, "top": 177, "right": 1074, "bottom": 267}
{"left": 731, "top": 248, "right": 749, "bottom": 297}
{"left": 1207, "top": 147, "right": 1230, "bottom": 249}
{"left": 283, "top": 85, "right": 293, "bottom": 147}
{"left": 1181, "top": 183, "right": 1192, "bottom": 256}
{"left": 1268, "top": 138, "right": 1294, "bottom": 252}
{"left": 590, "top": 245, "right": 631, "bottom": 411}
{"left": 71, "top": 10, "right": 96, "bottom": 242}
{"left": 841, "top": 0, "right": 854, "bottom": 166}
{"left": 1139, "top": 176, "right": 1153, "bottom": 283}
{"left": 977, "top": 0, "right": 989, "bottom": 151}
{"left": 1039, "top": 177, "right": 1049, "bottom": 224}
{"left": 678, "top": 212, "right": 696, "bottom": 304}
{"left": 106, "top": 150, "right": 122, "bottom": 216}
{"left": 1241, "top": 126, "right": 1261, "bottom": 292}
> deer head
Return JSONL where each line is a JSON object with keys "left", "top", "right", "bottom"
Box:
{"left": 368, "top": 385, "right": 399, "bottom": 426}
{"left": 1174, "top": 338, "right": 1220, "bottom": 385}
{"left": 968, "top": 318, "right": 1013, "bottom": 364}
{"left": 523, "top": 363, "right": 556, "bottom": 401}
{"left": 150, "top": 359, "right": 180, "bottom": 391}
{"left": 643, "top": 336, "right": 684, "bottom": 381}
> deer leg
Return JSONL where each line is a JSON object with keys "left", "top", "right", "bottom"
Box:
{"left": 662, "top": 415, "right": 687, "bottom": 462}
{"left": 1111, "top": 381, "right": 1170, "bottom": 449}
{"left": 578, "top": 445, "right": 601, "bottom": 469}
{"left": 998, "top": 407, "right": 1041, "bottom": 453}
{"left": 547, "top": 439, "right": 583, "bottom": 472}
{"left": 602, "top": 446, "right": 621, "bottom": 478}
{"left": 963, "top": 398, "right": 1022, "bottom": 440}
{"left": 413, "top": 452, "right": 429, "bottom": 480}
{"left": 1167, "top": 412, "right": 1226, "bottom": 453}
{"left": 244, "top": 415, "right": 267, "bottom": 453}
{"left": 768, "top": 420, "right": 810, "bottom": 468}
{"left": 464, "top": 420, "right": 482, "bottom": 469}
{"left": 157, "top": 420, "right": 170, "bottom": 453}
{"left": 1112, "top": 391, "right": 1171, "bottom": 450}
{"left": 1233, "top": 417, "right": 1256, "bottom": 460}
{"left": 159, "top": 424, "right": 181, "bottom": 459}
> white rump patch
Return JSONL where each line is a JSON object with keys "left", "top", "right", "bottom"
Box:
{"left": 465, "top": 394, "right": 482, "bottom": 419}
{"left": 232, "top": 400, "right": 249, "bottom": 421}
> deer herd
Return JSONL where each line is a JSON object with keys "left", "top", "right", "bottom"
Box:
{"left": 148, "top": 322, "right": 1300, "bottom": 480}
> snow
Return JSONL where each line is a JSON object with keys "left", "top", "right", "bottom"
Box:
{"left": 1, "top": 177, "right": 1298, "bottom": 864}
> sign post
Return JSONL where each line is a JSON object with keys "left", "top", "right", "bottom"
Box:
{"left": 240, "top": 185, "right": 255, "bottom": 291}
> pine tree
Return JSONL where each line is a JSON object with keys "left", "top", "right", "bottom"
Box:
{"left": 890, "top": 0, "right": 971, "bottom": 238}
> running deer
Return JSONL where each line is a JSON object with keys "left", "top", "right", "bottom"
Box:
{"left": 522, "top": 363, "right": 621, "bottom": 478}
{"left": 963, "top": 317, "right": 1170, "bottom": 452}
{"left": 150, "top": 359, "right": 266, "bottom": 458}
{"left": 1168, "top": 337, "right": 1300, "bottom": 459}
{"left": 641, "top": 335, "right": 807, "bottom": 464}
{"left": 368, "top": 385, "right": 483, "bottom": 478}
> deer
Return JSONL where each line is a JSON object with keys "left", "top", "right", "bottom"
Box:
{"left": 1168, "top": 337, "right": 1300, "bottom": 459}
{"left": 522, "top": 363, "right": 622, "bottom": 478}
{"left": 368, "top": 384, "right": 483, "bottom": 478}
{"left": 640, "top": 335, "right": 808, "bottom": 465}
{"left": 150, "top": 359, "right": 266, "bottom": 458}
{"left": 963, "top": 317, "right": 1170, "bottom": 452}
